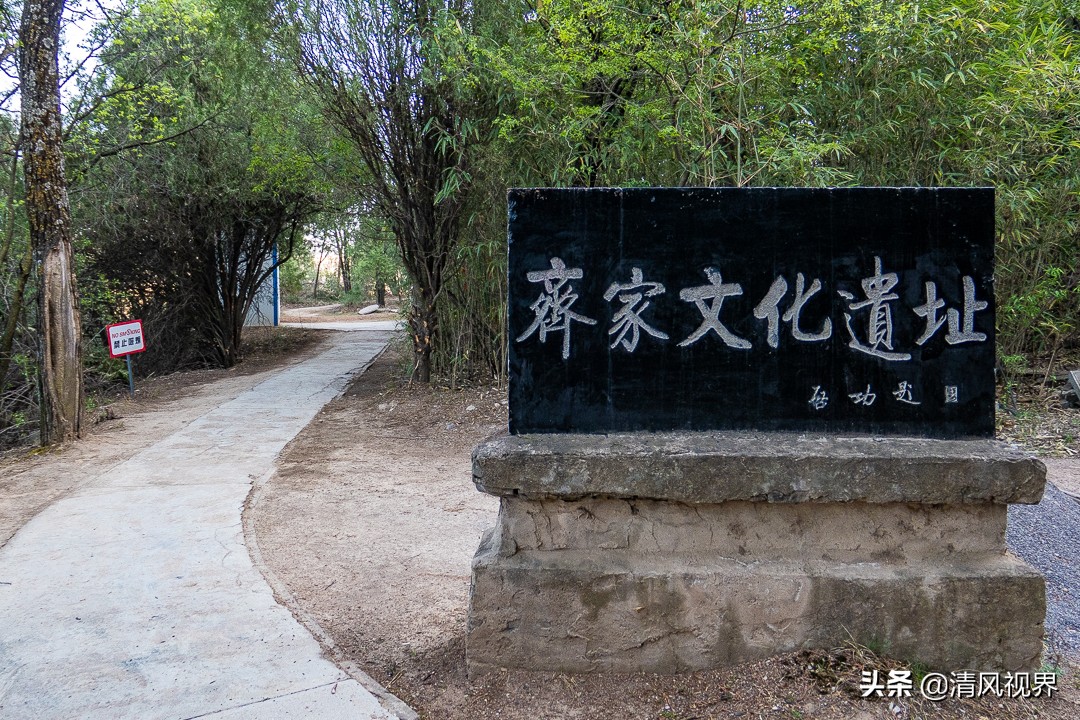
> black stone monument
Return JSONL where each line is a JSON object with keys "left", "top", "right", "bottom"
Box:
{"left": 508, "top": 187, "right": 995, "bottom": 437}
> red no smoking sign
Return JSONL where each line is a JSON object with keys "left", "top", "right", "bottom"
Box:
{"left": 105, "top": 319, "right": 147, "bottom": 358}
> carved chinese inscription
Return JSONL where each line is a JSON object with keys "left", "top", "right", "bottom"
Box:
{"left": 508, "top": 187, "right": 995, "bottom": 437}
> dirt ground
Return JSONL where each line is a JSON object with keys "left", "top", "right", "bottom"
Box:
{"left": 4, "top": 315, "right": 1079, "bottom": 719}
{"left": 250, "top": 336, "right": 1080, "bottom": 720}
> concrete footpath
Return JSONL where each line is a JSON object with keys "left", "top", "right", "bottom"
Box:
{"left": 0, "top": 325, "right": 409, "bottom": 720}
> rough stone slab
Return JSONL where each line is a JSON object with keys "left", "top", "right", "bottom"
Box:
{"left": 494, "top": 497, "right": 1007, "bottom": 561}
{"left": 473, "top": 432, "right": 1045, "bottom": 504}
{"left": 468, "top": 535, "right": 1045, "bottom": 675}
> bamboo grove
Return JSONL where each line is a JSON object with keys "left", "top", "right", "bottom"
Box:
{"left": 0, "top": 0, "right": 1077, "bottom": 446}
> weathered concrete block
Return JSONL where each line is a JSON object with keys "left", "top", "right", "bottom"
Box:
{"left": 473, "top": 432, "right": 1046, "bottom": 505}
{"left": 493, "top": 497, "right": 1007, "bottom": 563}
{"left": 468, "top": 536, "right": 1044, "bottom": 674}
{"left": 466, "top": 434, "right": 1048, "bottom": 676}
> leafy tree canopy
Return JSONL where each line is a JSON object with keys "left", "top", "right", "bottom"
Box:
{"left": 72, "top": 0, "right": 330, "bottom": 368}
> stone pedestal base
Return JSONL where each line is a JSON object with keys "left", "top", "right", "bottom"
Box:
{"left": 467, "top": 433, "right": 1046, "bottom": 675}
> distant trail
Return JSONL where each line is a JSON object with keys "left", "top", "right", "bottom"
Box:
{"left": 287, "top": 302, "right": 343, "bottom": 314}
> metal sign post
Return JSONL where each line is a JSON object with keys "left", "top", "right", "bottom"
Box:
{"left": 125, "top": 355, "right": 135, "bottom": 398}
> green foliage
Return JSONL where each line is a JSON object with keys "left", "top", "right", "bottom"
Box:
{"left": 3, "top": 0, "right": 1073, "bottom": 429}
{"left": 1001, "top": 266, "right": 1078, "bottom": 356}
{"left": 351, "top": 243, "right": 400, "bottom": 300}
{"left": 349, "top": 216, "right": 408, "bottom": 304}
{"left": 464, "top": 0, "right": 1080, "bottom": 372}
{"left": 429, "top": 136, "right": 509, "bottom": 383}
{"left": 806, "top": 0, "right": 1080, "bottom": 357}
{"left": 279, "top": 242, "right": 313, "bottom": 303}
{"left": 72, "top": 0, "right": 328, "bottom": 370}
{"left": 287, "top": 0, "right": 496, "bottom": 381}
{"left": 475, "top": 0, "right": 856, "bottom": 187}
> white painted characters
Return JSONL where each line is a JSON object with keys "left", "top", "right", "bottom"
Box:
{"left": 514, "top": 256, "right": 988, "bottom": 364}
{"left": 677, "top": 267, "right": 750, "bottom": 349}
{"left": 839, "top": 256, "right": 911, "bottom": 361}
{"left": 516, "top": 257, "right": 598, "bottom": 360}
{"left": 753, "top": 272, "right": 832, "bottom": 348}
{"left": 604, "top": 267, "right": 669, "bottom": 352}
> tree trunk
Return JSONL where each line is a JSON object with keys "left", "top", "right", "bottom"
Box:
{"left": 337, "top": 229, "right": 352, "bottom": 293}
{"left": 0, "top": 244, "right": 33, "bottom": 392}
{"left": 409, "top": 286, "right": 436, "bottom": 383}
{"left": 0, "top": 146, "right": 21, "bottom": 269}
{"left": 0, "top": 147, "right": 28, "bottom": 390}
{"left": 221, "top": 308, "right": 242, "bottom": 368}
{"left": 312, "top": 250, "right": 323, "bottom": 301}
{"left": 19, "top": 0, "right": 82, "bottom": 444}
{"left": 375, "top": 277, "right": 386, "bottom": 306}
{"left": 340, "top": 263, "right": 352, "bottom": 293}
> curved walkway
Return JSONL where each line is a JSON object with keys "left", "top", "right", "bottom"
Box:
{"left": 0, "top": 327, "right": 406, "bottom": 719}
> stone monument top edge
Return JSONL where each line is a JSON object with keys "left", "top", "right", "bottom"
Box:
{"left": 472, "top": 431, "right": 1045, "bottom": 506}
